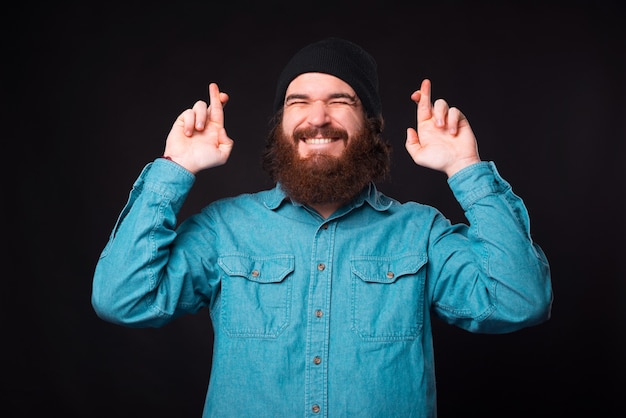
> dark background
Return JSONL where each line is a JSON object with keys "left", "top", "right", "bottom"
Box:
{"left": 5, "top": 1, "right": 625, "bottom": 417}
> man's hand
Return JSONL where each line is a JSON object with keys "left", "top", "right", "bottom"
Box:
{"left": 405, "top": 79, "right": 481, "bottom": 177}
{"left": 163, "top": 82, "right": 234, "bottom": 174}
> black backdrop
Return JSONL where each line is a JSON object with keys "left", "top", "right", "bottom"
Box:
{"left": 5, "top": 1, "right": 625, "bottom": 417}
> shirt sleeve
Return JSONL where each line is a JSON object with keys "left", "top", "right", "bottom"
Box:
{"left": 91, "top": 159, "right": 212, "bottom": 327}
{"left": 428, "top": 161, "right": 553, "bottom": 333}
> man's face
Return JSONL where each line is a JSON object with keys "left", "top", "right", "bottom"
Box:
{"left": 281, "top": 72, "right": 367, "bottom": 160}
{"left": 263, "top": 72, "right": 390, "bottom": 208}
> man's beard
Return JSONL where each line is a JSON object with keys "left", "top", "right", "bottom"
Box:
{"left": 261, "top": 119, "right": 391, "bottom": 208}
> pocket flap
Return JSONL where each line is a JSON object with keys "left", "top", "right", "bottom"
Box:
{"left": 351, "top": 254, "right": 427, "bottom": 284}
{"left": 218, "top": 254, "right": 295, "bottom": 283}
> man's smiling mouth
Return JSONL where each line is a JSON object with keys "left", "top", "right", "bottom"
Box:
{"left": 304, "top": 138, "right": 336, "bottom": 144}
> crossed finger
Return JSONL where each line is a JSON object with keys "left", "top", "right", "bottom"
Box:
{"left": 207, "top": 82, "right": 225, "bottom": 127}
{"left": 417, "top": 79, "right": 432, "bottom": 123}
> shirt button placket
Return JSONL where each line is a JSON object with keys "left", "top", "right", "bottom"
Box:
{"left": 306, "top": 222, "right": 333, "bottom": 417}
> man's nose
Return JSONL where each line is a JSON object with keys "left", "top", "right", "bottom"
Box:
{"left": 306, "top": 100, "right": 331, "bottom": 126}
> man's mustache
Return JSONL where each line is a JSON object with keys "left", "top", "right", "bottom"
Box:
{"left": 292, "top": 127, "right": 349, "bottom": 141}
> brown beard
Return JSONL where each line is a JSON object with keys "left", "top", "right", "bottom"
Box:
{"left": 261, "top": 116, "right": 391, "bottom": 207}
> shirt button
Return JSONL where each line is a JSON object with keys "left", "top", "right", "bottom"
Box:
{"left": 312, "top": 405, "right": 320, "bottom": 413}
{"left": 251, "top": 270, "right": 260, "bottom": 277}
{"left": 321, "top": 223, "right": 329, "bottom": 229}
{"left": 313, "top": 356, "right": 321, "bottom": 365}
{"left": 315, "top": 309, "right": 323, "bottom": 318}
{"left": 386, "top": 271, "right": 394, "bottom": 279}
{"left": 317, "top": 263, "right": 325, "bottom": 271}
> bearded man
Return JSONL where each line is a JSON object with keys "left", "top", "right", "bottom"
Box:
{"left": 92, "top": 37, "right": 552, "bottom": 417}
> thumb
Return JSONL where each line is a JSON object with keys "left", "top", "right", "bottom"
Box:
{"left": 405, "top": 127, "right": 420, "bottom": 148}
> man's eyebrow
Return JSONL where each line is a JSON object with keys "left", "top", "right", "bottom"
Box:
{"left": 284, "top": 93, "right": 309, "bottom": 102}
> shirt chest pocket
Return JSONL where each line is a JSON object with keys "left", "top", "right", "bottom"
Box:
{"left": 218, "top": 254, "right": 295, "bottom": 339}
{"left": 351, "top": 254, "right": 427, "bottom": 342}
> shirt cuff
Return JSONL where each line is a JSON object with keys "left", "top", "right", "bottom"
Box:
{"left": 447, "top": 161, "right": 512, "bottom": 209}
{"left": 133, "top": 158, "right": 196, "bottom": 201}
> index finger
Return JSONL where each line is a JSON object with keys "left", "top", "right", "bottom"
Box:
{"left": 417, "top": 78, "right": 432, "bottom": 123}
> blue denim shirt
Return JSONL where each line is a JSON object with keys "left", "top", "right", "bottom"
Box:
{"left": 92, "top": 159, "right": 552, "bottom": 417}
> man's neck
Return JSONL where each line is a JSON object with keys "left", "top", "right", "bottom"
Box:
{"left": 311, "top": 202, "right": 341, "bottom": 219}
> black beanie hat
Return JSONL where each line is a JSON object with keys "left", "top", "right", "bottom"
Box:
{"left": 273, "top": 37, "right": 381, "bottom": 118}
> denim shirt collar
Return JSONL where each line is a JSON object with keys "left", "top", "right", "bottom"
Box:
{"left": 262, "top": 182, "right": 394, "bottom": 214}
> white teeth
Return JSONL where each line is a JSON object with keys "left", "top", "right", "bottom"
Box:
{"left": 305, "top": 138, "right": 334, "bottom": 144}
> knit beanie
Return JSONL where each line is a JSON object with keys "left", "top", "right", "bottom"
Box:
{"left": 273, "top": 37, "right": 381, "bottom": 118}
